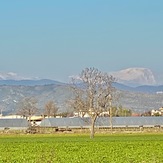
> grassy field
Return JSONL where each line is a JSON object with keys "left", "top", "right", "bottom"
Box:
{"left": 0, "top": 133, "right": 163, "bottom": 163}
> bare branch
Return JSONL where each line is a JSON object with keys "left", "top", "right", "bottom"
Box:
{"left": 44, "top": 100, "right": 58, "bottom": 117}
{"left": 70, "top": 67, "right": 116, "bottom": 138}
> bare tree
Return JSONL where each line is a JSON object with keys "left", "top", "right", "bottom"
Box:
{"left": 71, "top": 67, "right": 115, "bottom": 138}
{"left": 68, "top": 90, "right": 88, "bottom": 117}
{"left": 17, "top": 97, "right": 38, "bottom": 122}
{"left": 57, "top": 109, "right": 74, "bottom": 117}
{"left": 44, "top": 100, "right": 58, "bottom": 117}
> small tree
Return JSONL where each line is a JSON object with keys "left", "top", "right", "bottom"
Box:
{"left": 57, "top": 111, "right": 74, "bottom": 117}
{"left": 17, "top": 97, "right": 38, "bottom": 123}
{"left": 44, "top": 100, "right": 58, "bottom": 117}
{"left": 68, "top": 90, "right": 88, "bottom": 117}
{"left": 71, "top": 67, "right": 115, "bottom": 138}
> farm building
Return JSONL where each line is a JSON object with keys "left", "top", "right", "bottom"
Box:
{"left": 0, "top": 119, "right": 29, "bottom": 130}
{"left": 40, "top": 117, "right": 163, "bottom": 128}
{"left": 40, "top": 117, "right": 90, "bottom": 128}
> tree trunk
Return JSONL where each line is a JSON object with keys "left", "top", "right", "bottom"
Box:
{"left": 110, "top": 106, "right": 113, "bottom": 132}
{"left": 27, "top": 116, "right": 31, "bottom": 128}
{"left": 90, "top": 115, "right": 97, "bottom": 139}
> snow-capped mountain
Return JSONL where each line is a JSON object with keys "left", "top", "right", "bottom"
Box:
{"left": 0, "top": 68, "right": 159, "bottom": 86}
{"left": 0, "top": 72, "right": 31, "bottom": 80}
{"left": 111, "top": 68, "right": 156, "bottom": 86}
{"left": 0, "top": 72, "right": 65, "bottom": 86}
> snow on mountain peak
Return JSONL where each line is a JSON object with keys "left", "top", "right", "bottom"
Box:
{"left": 0, "top": 72, "right": 31, "bottom": 80}
{"left": 111, "top": 67, "right": 156, "bottom": 86}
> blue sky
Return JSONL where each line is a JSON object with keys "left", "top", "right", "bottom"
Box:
{"left": 0, "top": 0, "right": 163, "bottom": 82}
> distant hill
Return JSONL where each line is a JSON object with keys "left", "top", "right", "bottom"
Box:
{"left": 0, "top": 71, "right": 163, "bottom": 115}
{"left": 0, "top": 83, "right": 163, "bottom": 116}
{"left": 1, "top": 78, "right": 163, "bottom": 93}
{"left": 135, "top": 85, "right": 163, "bottom": 93}
{"left": 0, "top": 84, "right": 73, "bottom": 115}
{"left": 0, "top": 72, "right": 65, "bottom": 86}
{"left": 0, "top": 79, "right": 65, "bottom": 86}
{"left": 113, "top": 82, "right": 163, "bottom": 93}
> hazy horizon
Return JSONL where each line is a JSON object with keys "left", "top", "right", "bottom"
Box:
{"left": 0, "top": 1, "right": 163, "bottom": 82}
{"left": 1, "top": 67, "right": 163, "bottom": 86}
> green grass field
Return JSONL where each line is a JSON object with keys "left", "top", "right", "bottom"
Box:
{"left": 0, "top": 133, "right": 163, "bottom": 163}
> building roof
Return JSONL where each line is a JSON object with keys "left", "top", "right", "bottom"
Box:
{"left": 40, "top": 117, "right": 163, "bottom": 128}
{"left": 0, "top": 119, "right": 29, "bottom": 128}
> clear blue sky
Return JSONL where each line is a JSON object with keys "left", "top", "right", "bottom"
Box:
{"left": 0, "top": 0, "right": 163, "bottom": 82}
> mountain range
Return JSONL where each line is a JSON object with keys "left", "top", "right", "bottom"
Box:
{"left": 0, "top": 67, "right": 163, "bottom": 115}
{"left": 0, "top": 79, "right": 163, "bottom": 93}
{"left": 0, "top": 67, "right": 163, "bottom": 93}
{"left": 0, "top": 82, "right": 162, "bottom": 116}
{"left": 0, "top": 79, "right": 65, "bottom": 86}
{"left": 0, "top": 67, "right": 161, "bottom": 86}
